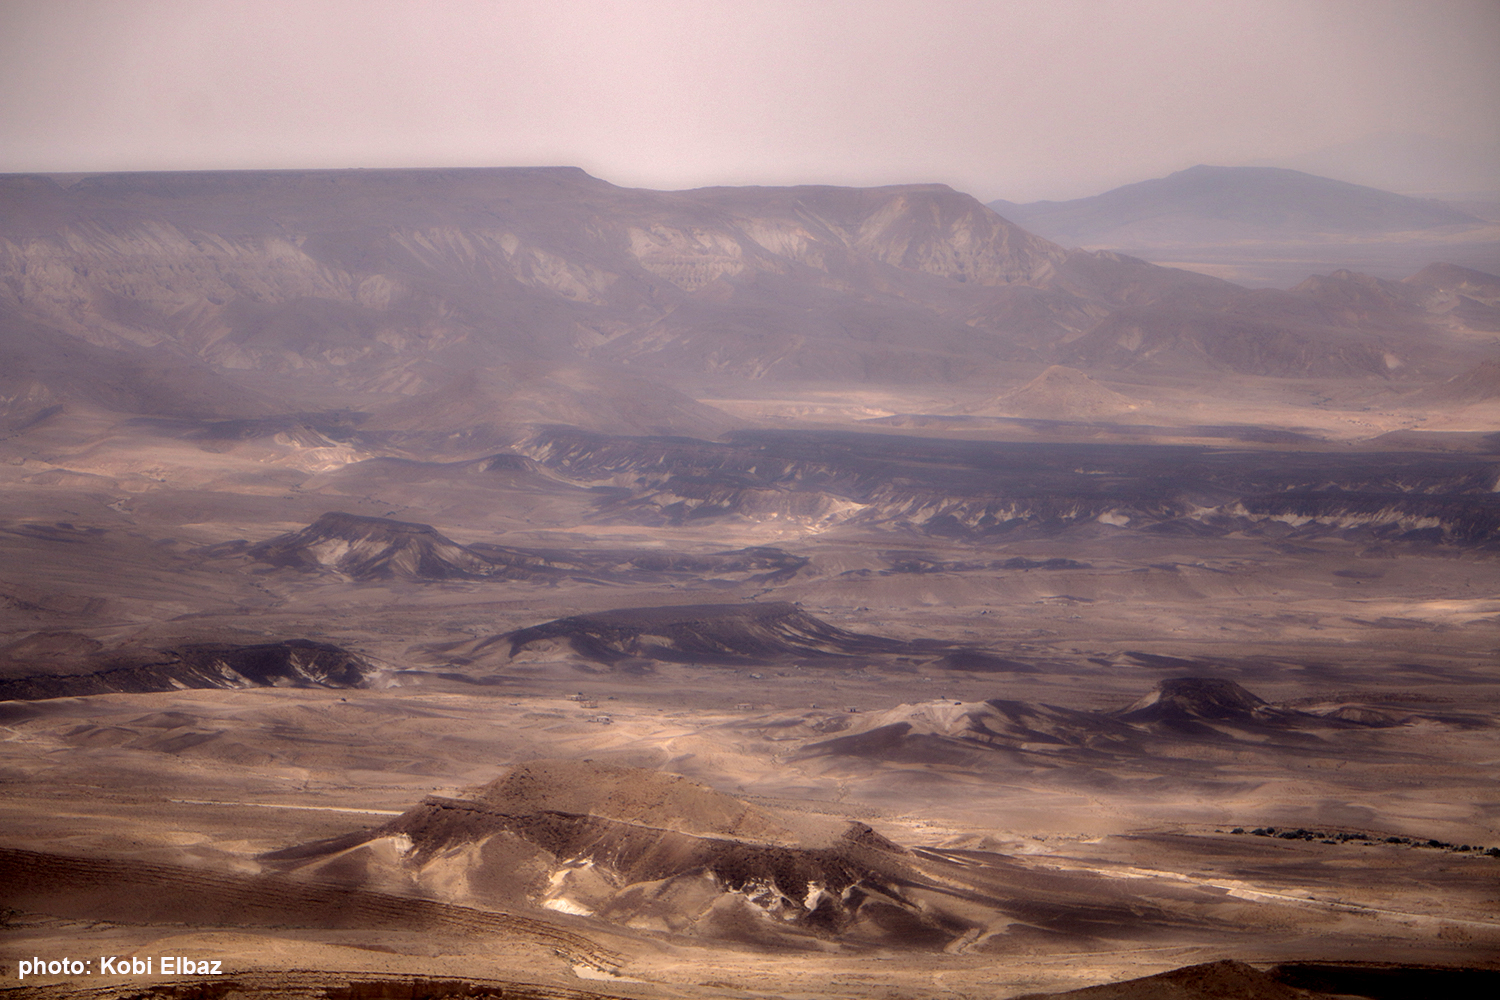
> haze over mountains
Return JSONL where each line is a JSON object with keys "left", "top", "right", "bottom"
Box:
{"left": 2, "top": 166, "right": 1498, "bottom": 451}
{"left": 989, "top": 165, "right": 1500, "bottom": 288}
{"left": 1255, "top": 132, "right": 1500, "bottom": 200}
{"left": 991, "top": 166, "right": 1481, "bottom": 243}
{"left": 1, "top": 166, "right": 1498, "bottom": 999}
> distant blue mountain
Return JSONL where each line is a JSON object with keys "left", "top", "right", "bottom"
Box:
{"left": 988, "top": 165, "right": 1481, "bottom": 247}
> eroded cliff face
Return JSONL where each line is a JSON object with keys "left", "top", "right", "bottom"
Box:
{"left": 2, "top": 167, "right": 1488, "bottom": 434}
{"left": 0, "top": 170, "right": 1085, "bottom": 443}
{"left": 0, "top": 170, "right": 1072, "bottom": 377}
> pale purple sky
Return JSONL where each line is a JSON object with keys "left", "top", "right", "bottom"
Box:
{"left": 2, "top": 0, "right": 1496, "bottom": 200}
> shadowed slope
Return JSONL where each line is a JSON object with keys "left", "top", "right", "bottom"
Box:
{"left": 246, "top": 512, "right": 555, "bottom": 581}
{"left": 481, "top": 602, "right": 925, "bottom": 665}
{"left": 262, "top": 761, "right": 967, "bottom": 947}
{"left": 1012, "top": 959, "right": 1322, "bottom": 1000}
{"left": 0, "top": 639, "right": 373, "bottom": 701}
{"left": 1014, "top": 959, "right": 1500, "bottom": 999}
{"left": 795, "top": 677, "right": 1420, "bottom": 771}
{"left": 514, "top": 426, "right": 1500, "bottom": 545}
{"left": 261, "top": 761, "right": 1290, "bottom": 952}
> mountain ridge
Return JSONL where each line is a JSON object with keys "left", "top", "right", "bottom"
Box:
{"left": 988, "top": 164, "right": 1482, "bottom": 245}
{"left": 2, "top": 166, "right": 1494, "bottom": 445}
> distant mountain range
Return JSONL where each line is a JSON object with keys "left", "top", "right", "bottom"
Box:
{"left": 986, "top": 165, "right": 1500, "bottom": 287}
{"left": 988, "top": 165, "right": 1481, "bottom": 246}
{"left": 1, "top": 168, "right": 1497, "bottom": 446}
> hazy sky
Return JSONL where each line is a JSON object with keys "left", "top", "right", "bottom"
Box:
{"left": 2, "top": 0, "right": 1496, "bottom": 200}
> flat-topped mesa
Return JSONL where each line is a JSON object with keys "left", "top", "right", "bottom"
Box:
{"left": 261, "top": 760, "right": 927, "bottom": 945}
{"left": 5, "top": 167, "right": 1063, "bottom": 287}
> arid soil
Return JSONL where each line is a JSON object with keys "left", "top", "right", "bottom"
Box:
{"left": 1, "top": 169, "right": 1497, "bottom": 998}
{"left": 2, "top": 417, "right": 1497, "bottom": 999}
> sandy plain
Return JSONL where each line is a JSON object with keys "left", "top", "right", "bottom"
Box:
{"left": 1, "top": 388, "right": 1497, "bottom": 999}
{"left": 3, "top": 164, "right": 1499, "bottom": 1000}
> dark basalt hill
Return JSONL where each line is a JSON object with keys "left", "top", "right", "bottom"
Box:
{"left": 1271, "top": 962, "right": 1500, "bottom": 1000}
{"left": 246, "top": 511, "right": 557, "bottom": 581}
{"left": 1117, "top": 677, "right": 1278, "bottom": 725}
{"left": 1229, "top": 490, "right": 1500, "bottom": 547}
{"left": 1014, "top": 959, "right": 1500, "bottom": 1000}
{"left": 0, "top": 639, "right": 373, "bottom": 702}
{"left": 1013, "top": 959, "right": 1325, "bottom": 1000}
{"left": 483, "top": 601, "right": 927, "bottom": 665}
{"left": 1112, "top": 676, "right": 1423, "bottom": 735}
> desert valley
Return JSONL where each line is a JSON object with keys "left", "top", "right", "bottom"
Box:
{"left": 0, "top": 165, "right": 1497, "bottom": 999}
